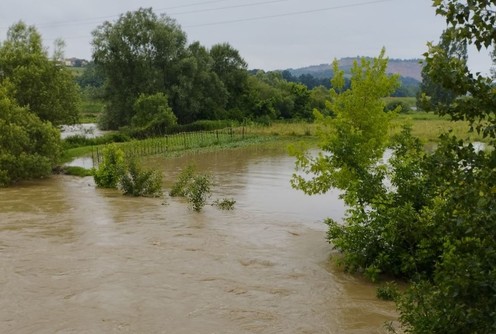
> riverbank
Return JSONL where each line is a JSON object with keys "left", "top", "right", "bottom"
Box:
{"left": 61, "top": 112, "right": 486, "bottom": 171}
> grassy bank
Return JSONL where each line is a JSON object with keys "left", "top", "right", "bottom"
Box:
{"left": 62, "top": 112, "right": 484, "bottom": 166}
{"left": 249, "top": 113, "right": 482, "bottom": 144}
{"left": 62, "top": 127, "right": 291, "bottom": 166}
{"left": 393, "top": 112, "right": 485, "bottom": 143}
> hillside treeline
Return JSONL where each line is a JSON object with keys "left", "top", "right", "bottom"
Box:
{"left": 79, "top": 7, "right": 417, "bottom": 136}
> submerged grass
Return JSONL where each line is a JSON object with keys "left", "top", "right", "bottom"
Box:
{"left": 62, "top": 112, "right": 486, "bottom": 166}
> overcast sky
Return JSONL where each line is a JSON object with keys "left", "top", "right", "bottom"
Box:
{"left": 0, "top": 0, "right": 493, "bottom": 73}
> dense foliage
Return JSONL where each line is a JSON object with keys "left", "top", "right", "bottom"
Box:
{"left": 119, "top": 159, "right": 163, "bottom": 197}
{"left": 93, "top": 144, "right": 126, "bottom": 188}
{"left": 0, "top": 86, "right": 61, "bottom": 186}
{"left": 169, "top": 165, "right": 212, "bottom": 212}
{"left": 416, "top": 28, "right": 467, "bottom": 111}
{"left": 91, "top": 8, "right": 328, "bottom": 133}
{"left": 0, "top": 22, "right": 80, "bottom": 186}
{"left": 92, "top": 8, "right": 249, "bottom": 129}
{"left": 0, "top": 22, "right": 80, "bottom": 125}
{"left": 131, "top": 92, "right": 177, "bottom": 135}
{"left": 93, "top": 144, "right": 163, "bottom": 197}
{"left": 293, "top": 1, "right": 496, "bottom": 333}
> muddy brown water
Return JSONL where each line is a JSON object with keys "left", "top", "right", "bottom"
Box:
{"left": 0, "top": 145, "right": 397, "bottom": 333}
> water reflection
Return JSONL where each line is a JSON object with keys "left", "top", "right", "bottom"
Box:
{"left": 0, "top": 145, "right": 396, "bottom": 333}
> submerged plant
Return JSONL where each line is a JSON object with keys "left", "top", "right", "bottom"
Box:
{"left": 169, "top": 165, "right": 196, "bottom": 197}
{"left": 93, "top": 144, "right": 125, "bottom": 188}
{"left": 376, "top": 282, "right": 400, "bottom": 301}
{"left": 213, "top": 198, "right": 236, "bottom": 210}
{"left": 169, "top": 164, "right": 236, "bottom": 212}
{"left": 119, "top": 158, "right": 163, "bottom": 197}
{"left": 185, "top": 174, "right": 212, "bottom": 212}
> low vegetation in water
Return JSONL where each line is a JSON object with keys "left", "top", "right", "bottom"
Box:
{"left": 169, "top": 165, "right": 195, "bottom": 197}
{"left": 213, "top": 198, "right": 236, "bottom": 210}
{"left": 169, "top": 164, "right": 236, "bottom": 212}
{"left": 185, "top": 174, "right": 212, "bottom": 212}
{"left": 119, "top": 159, "right": 163, "bottom": 197}
{"left": 93, "top": 144, "right": 162, "bottom": 197}
{"left": 93, "top": 144, "right": 126, "bottom": 189}
{"left": 169, "top": 165, "right": 212, "bottom": 212}
{"left": 376, "top": 282, "right": 400, "bottom": 302}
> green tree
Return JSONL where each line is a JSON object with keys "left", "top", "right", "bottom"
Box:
{"left": 210, "top": 43, "right": 249, "bottom": 112}
{"left": 309, "top": 85, "right": 333, "bottom": 116}
{"left": 168, "top": 42, "right": 227, "bottom": 123}
{"left": 0, "top": 21, "right": 80, "bottom": 125}
{"left": 75, "top": 61, "right": 105, "bottom": 89}
{"left": 291, "top": 2, "right": 496, "bottom": 332}
{"left": 292, "top": 49, "right": 399, "bottom": 201}
{"left": 416, "top": 28, "right": 467, "bottom": 111}
{"left": 132, "top": 92, "right": 177, "bottom": 134}
{"left": 243, "top": 71, "right": 313, "bottom": 121}
{"left": 92, "top": 8, "right": 187, "bottom": 129}
{"left": 394, "top": 1, "right": 496, "bottom": 332}
{"left": 0, "top": 85, "right": 61, "bottom": 186}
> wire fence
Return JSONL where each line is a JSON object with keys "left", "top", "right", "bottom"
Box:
{"left": 91, "top": 127, "right": 249, "bottom": 167}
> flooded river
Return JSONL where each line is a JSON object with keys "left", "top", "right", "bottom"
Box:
{"left": 0, "top": 145, "right": 396, "bottom": 333}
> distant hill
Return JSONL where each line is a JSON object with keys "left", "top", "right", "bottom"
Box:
{"left": 285, "top": 58, "right": 423, "bottom": 81}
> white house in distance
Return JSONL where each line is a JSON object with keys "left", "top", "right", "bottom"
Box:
{"left": 64, "top": 58, "right": 88, "bottom": 67}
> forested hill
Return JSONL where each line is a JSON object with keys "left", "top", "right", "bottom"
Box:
{"left": 285, "top": 58, "right": 422, "bottom": 81}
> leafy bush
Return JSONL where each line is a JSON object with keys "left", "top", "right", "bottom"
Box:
{"left": 185, "top": 174, "right": 212, "bottom": 212}
{"left": 169, "top": 165, "right": 196, "bottom": 197}
{"left": 384, "top": 100, "right": 411, "bottom": 113}
{"left": 119, "top": 159, "right": 163, "bottom": 197}
{"left": 376, "top": 282, "right": 400, "bottom": 301}
{"left": 93, "top": 144, "right": 125, "bottom": 188}
{"left": 213, "top": 198, "right": 236, "bottom": 210}
{"left": 130, "top": 93, "right": 177, "bottom": 138}
{"left": 0, "top": 87, "right": 61, "bottom": 186}
{"left": 169, "top": 165, "right": 213, "bottom": 212}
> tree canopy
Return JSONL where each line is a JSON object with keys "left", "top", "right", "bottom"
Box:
{"left": 0, "top": 22, "right": 77, "bottom": 186}
{"left": 0, "top": 85, "right": 61, "bottom": 186}
{"left": 0, "top": 21, "right": 80, "bottom": 126}
{"left": 92, "top": 8, "right": 188, "bottom": 129}
{"left": 292, "top": 2, "right": 496, "bottom": 333}
{"left": 91, "top": 8, "right": 325, "bottom": 131}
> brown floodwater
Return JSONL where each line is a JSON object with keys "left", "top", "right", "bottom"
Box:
{"left": 0, "top": 145, "right": 397, "bottom": 333}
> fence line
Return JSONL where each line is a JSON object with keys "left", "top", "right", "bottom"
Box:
{"left": 91, "top": 127, "right": 248, "bottom": 167}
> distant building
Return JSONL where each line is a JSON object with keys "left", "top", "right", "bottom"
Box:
{"left": 64, "top": 58, "right": 89, "bottom": 67}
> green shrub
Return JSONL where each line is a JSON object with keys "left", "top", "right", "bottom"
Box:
{"left": 169, "top": 165, "right": 213, "bottom": 212}
{"left": 93, "top": 144, "right": 125, "bottom": 188}
{"left": 169, "top": 165, "right": 196, "bottom": 197}
{"left": 384, "top": 100, "right": 411, "bottom": 113}
{"left": 213, "top": 198, "right": 236, "bottom": 210}
{"left": 376, "top": 282, "right": 400, "bottom": 301}
{"left": 119, "top": 159, "right": 163, "bottom": 197}
{"left": 186, "top": 174, "right": 212, "bottom": 212}
{"left": 0, "top": 88, "right": 61, "bottom": 186}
